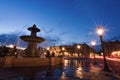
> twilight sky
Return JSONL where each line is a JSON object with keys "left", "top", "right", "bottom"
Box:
{"left": 0, "top": 0, "right": 120, "bottom": 45}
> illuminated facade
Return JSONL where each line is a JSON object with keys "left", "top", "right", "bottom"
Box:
{"left": 49, "top": 43, "right": 95, "bottom": 57}
{"left": 103, "top": 40, "right": 120, "bottom": 57}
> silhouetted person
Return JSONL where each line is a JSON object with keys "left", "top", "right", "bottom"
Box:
{"left": 0, "top": 45, "right": 9, "bottom": 57}
{"left": 45, "top": 50, "right": 50, "bottom": 58}
{"left": 51, "top": 51, "right": 55, "bottom": 57}
{"left": 12, "top": 46, "right": 17, "bottom": 56}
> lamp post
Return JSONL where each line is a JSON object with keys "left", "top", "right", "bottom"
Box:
{"left": 46, "top": 47, "right": 50, "bottom": 58}
{"left": 91, "top": 40, "right": 97, "bottom": 65}
{"left": 8, "top": 44, "right": 15, "bottom": 56}
{"left": 97, "top": 26, "right": 110, "bottom": 71}
{"left": 62, "top": 47, "right": 65, "bottom": 57}
{"left": 77, "top": 45, "right": 81, "bottom": 57}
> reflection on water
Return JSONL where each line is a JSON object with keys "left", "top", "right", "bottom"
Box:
{"left": 10, "top": 58, "right": 91, "bottom": 80}
{"left": 34, "top": 58, "right": 91, "bottom": 80}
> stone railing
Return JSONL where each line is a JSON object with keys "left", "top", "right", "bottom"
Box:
{"left": 1, "top": 56, "right": 64, "bottom": 68}
{"left": 0, "top": 57, "right": 5, "bottom": 67}
{"left": 12, "top": 58, "right": 49, "bottom": 67}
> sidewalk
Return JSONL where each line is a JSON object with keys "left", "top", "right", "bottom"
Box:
{"left": 78, "top": 63, "right": 120, "bottom": 80}
{"left": 90, "top": 56, "right": 120, "bottom": 77}
{"left": 95, "top": 56, "right": 120, "bottom": 62}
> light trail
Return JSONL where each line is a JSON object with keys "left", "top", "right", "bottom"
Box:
{"left": 90, "top": 56, "right": 120, "bottom": 62}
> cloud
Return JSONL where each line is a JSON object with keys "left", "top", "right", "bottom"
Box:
{"left": 41, "top": 27, "right": 54, "bottom": 34}
{"left": 0, "top": 33, "right": 18, "bottom": 45}
{"left": 59, "top": 32, "right": 69, "bottom": 36}
{"left": 0, "top": 32, "right": 62, "bottom": 48}
{"left": 38, "top": 35, "right": 62, "bottom": 47}
{"left": 107, "top": 35, "right": 120, "bottom": 41}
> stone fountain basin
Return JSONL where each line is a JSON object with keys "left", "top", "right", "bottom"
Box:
{"left": 20, "top": 35, "right": 45, "bottom": 43}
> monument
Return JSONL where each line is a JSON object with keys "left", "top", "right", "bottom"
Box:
{"left": 20, "top": 24, "right": 44, "bottom": 57}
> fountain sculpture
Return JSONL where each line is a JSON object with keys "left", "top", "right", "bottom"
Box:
{"left": 20, "top": 24, "right": 44, "bottom": 57}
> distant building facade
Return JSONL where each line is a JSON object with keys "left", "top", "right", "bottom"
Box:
{"left": 49, "top": 43, "right": 95, "bottom": 58}
{"left": 103, "top": 40, "right": 120, "bottom": 58}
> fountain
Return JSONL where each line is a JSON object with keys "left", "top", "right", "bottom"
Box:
{"left": 20, "top": 24, "right": 44, "bottom": 57}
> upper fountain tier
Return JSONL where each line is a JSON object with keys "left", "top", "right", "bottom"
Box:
{"left": 28, "top": 24, "right": 40, "bottom": 37}
{"left": 20, "top": 24, "right": 44, "bottom": 43}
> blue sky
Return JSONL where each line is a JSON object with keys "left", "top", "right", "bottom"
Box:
{"left": 0, "top": 0, "right": 120, "bottom": 45}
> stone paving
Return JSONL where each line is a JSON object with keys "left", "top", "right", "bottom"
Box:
{"left": 79, "top": 64, "right": 119, "bottom": 80}
{"left": 35, "top": 62, "right": 120, "bottom": 80}
{"left": 0, "top": 59, "right": 120, "bottom": 80}
{"left": 57, "top": 64, "right": 120, "bottom": 80}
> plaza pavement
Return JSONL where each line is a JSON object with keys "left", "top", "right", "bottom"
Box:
{"left": 59, "top": 63, "right": 120, "bottom": 80}
{"left": 79, "top": 64, "right": 120, "bottom": 80}
{"left": 0, "top": 58, "right": 120, "bottom": 80}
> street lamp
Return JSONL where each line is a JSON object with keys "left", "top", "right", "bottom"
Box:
{"left": 46, "top": 47, "right": 50, "bottom": 58}
{"left": 77, "top": 45, "right": 81, "bottom": 49}
{"left": 47, "top": 47, "right": 50, "bottom": 51}
{"left": 8, "top": 44, "right": 14, "bottom": 48}
{"left": 62, "top": 47, "right": 65, "bottom": 57}
{"left": 91, "top": 40, "right": 97, "bottom": 65}
{"left": 62, "top": 47, "right": 65, "bottom": 51}
{"left": 97, "top": 26, "right": 110, "bottom": 71}
{"left": 77, "top": 45, "right": 81, "bottom": 57}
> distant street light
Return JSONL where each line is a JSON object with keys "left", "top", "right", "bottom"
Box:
{"left": 91, "top": 40, "right": 97, "bottom": 65}
{"left": 62, "top": 47, "right": 65, "bottom": 51}
{"left": 8, "top": 44, "right": 14, "bottom": 48}
{"left": 47, "top": 47, "right": 50, "bottom": 50}
{"left": 77, "top": 45, "right": 81, "bottom": 49}
{"left": 46, "top": 47, "right": 50, "bottom": 58}
{"left": 97, "top": 26, "right": 110, "bottom": 71}
{"left": 77, "top": 45, "right": 81, "bottom": 57}
{"left": 62, "top": 47, "right": 65, "bottom": 56}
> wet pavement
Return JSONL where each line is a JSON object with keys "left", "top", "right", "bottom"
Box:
{"left": 35, "top": 58, "right": 119, "bottom": 80}
{"left": 0, "top": 58, "right": 120, "bottom": 80}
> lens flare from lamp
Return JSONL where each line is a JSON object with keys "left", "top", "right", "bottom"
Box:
{"left": 97, "top": 27, "right": 104, "bottom": 36}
